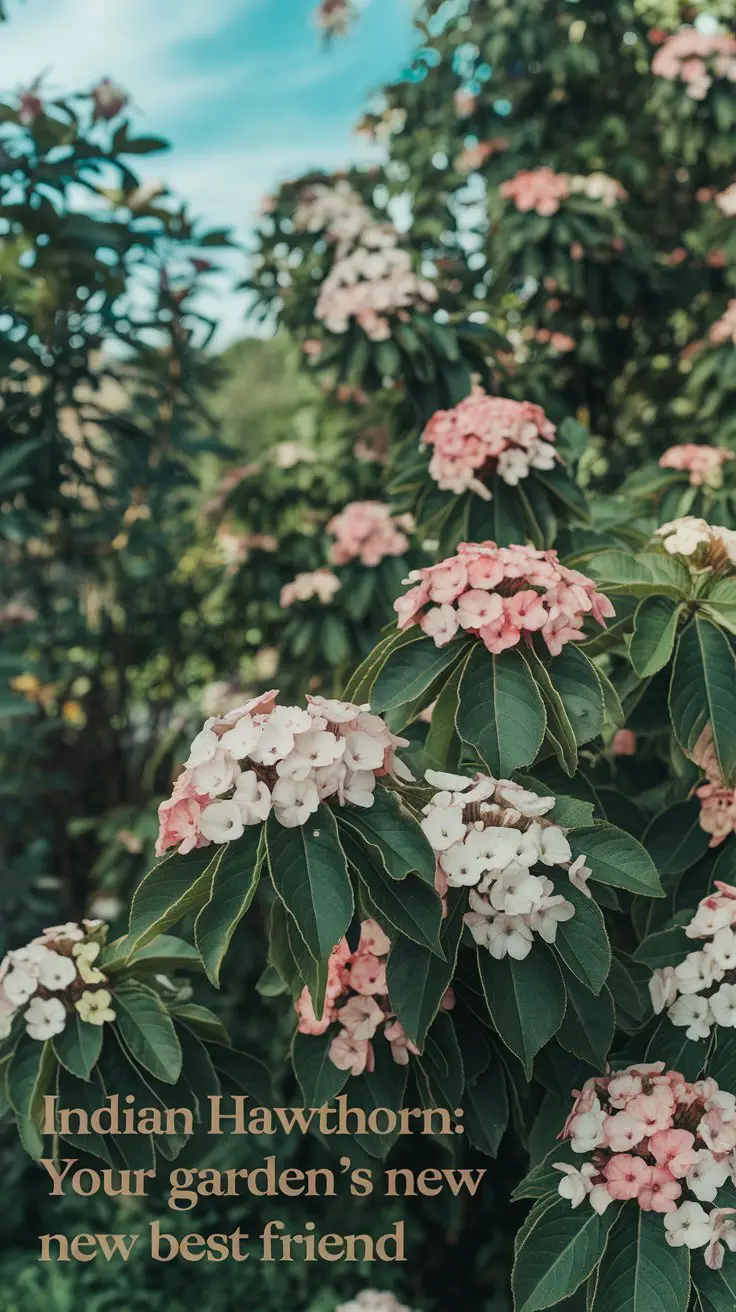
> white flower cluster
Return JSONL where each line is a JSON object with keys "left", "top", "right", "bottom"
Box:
{"left": 420, "top": 771, "right": 589, "bottom": 959}
{"left": 0, "top": 921, "right": 114, "bottom": 1042}
{"left": 336, "top": 1294, "right": 414, "bottom": 1312}
{"left": 293, "top": 181, "right": 437, "bottom": 340}
{"left": 157, "top": 691, "right": 413, "bottom": 853}
{"left": 650, "top": 882, "right": 736, "bottom": 1040}
{"left": 654, "top": 516, "right": 736, "bottom": 564}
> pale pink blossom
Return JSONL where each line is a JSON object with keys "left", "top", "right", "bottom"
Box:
{"left": 280, "top": 568, "right": 342, "bottom": 608}
{"left": 660, "top": 444, "right": 732, "bottom": 489}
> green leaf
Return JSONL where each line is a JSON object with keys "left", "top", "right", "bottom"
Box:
{"left": 643, "top": 801, "right": 710, "bottom": 876}
{"left": 194, "top": 827, "right": 264, "bottom": 985}
{"left": 701, "top": 577, "right": 736, "bottom": 637}
{"left": 670, "top": 616, "right": 736, "bottom": 786}
{"left": 630, "top": 596, "right": 681, "bottom": 678}
{"left": 52, "top": 1014, "right": 103, "bottom": 1082}
{"left": 695, "top": 1256, "right": 736, "bottom": 1310}
{"left": 370, "top": 634, "right": 468, "bottom": 712}
{"left": 589, "top": 1208, "right": 690, "bottom": 1312}
{"left": 477, "top": 946, "right": 566, "bottom": 1076}
{"left": 456, "top": 646, "right": 546, "bottom": 776}
{"left": 342, "top": 627, "right": 420, "bottom": 703}
{"left": 267, "top": 899, "right": 303, "bottom": 997}
{"left": 547, "top": 647, "right": 605, "bottom": 747}
{"left": 114, "top": 982, "right": 183, "bottom": 1085}
{"left": 102, "top": 934, "right": 202, "bottom": 974}
{"left": 633, "top": 925, "right": 691, "bottom": 969}
{"left": 338, "top": 789, "right": 435, "bottom": 883}
{"left": 424, "top": 660, "right": 463, "bottom": 769}
{"left": 8, "top": 1037, "right": 55, "bottom": 1124}
{"left": 568, "top": 824, "right": 663, "bottom": 897}
{"left": 126, "top": 846, "right": 220, "bottom": 959}
{"left": 512, "top": 1194, "right": 619, "bottom": 1312}
{"left": 525, "top": 649, "right": 578, "bottom": 776}
{"left": 421, "top": 1011, "right": 464, "bottom": 1107}
{"left": 589, "top": 550, "right": 690, "bottom": 599}
{"left": 386, "top": 893, "right": 464, "bottom": 1048}
{"left": 207, "top": 1042, "right": 272, "bottom": 1105}
{"left": 170, "top": 1003, "right": 231, "bottom": 1048}
{"left": 352, "top": 836, "right": 443, "bottom": 955}
{"left": 554, "top": 884, "right": 611, "bottom": 994}
{"left": 292, "top": 1030, "right": 349, "bottom": 1107}
{"left": 57, "top": 1067, "right": 114, "bottom": 1164}
{"left": 463, "top": 1052, "right": 509, "bottom": 1158}
{"left": 265, "top": 805, "right": 353, "bottom": 963}
{"left": 349, "top": 1038, "right": 409, "bottom": 1159}
{"left": 558, "top": 976, "right": 615, "bottom": 1066}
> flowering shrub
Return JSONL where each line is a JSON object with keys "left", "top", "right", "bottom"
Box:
{"left": 0, "top": 920, "right": 113, "bottom": 1041}
{"left": 327, "top": 501, "right": 412, "bottom": 566}
{"left": 420, "top": 770, "right": 587, "bottom": 959}
{"left": 421, "top": 391, "right": 557, "bottom": 498}
{"left": 156, "top": 691, "right": 411, "bottom": 848}
{"left": 393, "top": 540, "right": 614, "bottom": 656}
{"left": 659, "top": 444, "right": 733, "bottom": 489}
{"left": 554, "top": 1064, "right": 736, "bottom": 1265}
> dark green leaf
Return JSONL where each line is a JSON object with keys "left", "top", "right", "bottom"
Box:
{"left": 630, "top": 596, "right": 681, "bottom": 678}
{"left": 569, "top": 825, "right": 663, "bottom": 897}
{"left": 670, "top": 617, "right": 736, "bottom": 786}
{"left": 114, "top": 982, "right": 182, "bottom": 1084}
{"left": 266, "top": 806, "right": 353, "bottom": 963}
{"left": 589, "top": 1208, "right": 690, "bottom": 1312}
{"left": 456, "top": 646, "right": 546, "bottom": 776}
{"left": 52, "top": 1014, "right": 103, "bottom": 1082}
{"left": 194, "top": 826, "right": 264, "bottom": 985}
{"left": 512, "top": 1194, "right": 619, "bottom": 1312}
{"left": 477, "top": 946, "right": 566, "bottom": 1076}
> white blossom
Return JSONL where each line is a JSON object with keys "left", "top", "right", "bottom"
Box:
{"left": 36, "top": 952, "right": 77, "bottom": 992}
{"left": 486, "top": 915, "right": 534, "bottom": 960}
{"left": 271, "top": 777, "right": 320, "bottom": 828}
{"left": 686, "top": 1150, "right": 731, "bottom": 1202}
{"left": 663, "top": 1201, "right": 713, "bottom": 1250}
{"left": 709, "top": 983, "right": 736, "bottom": 1028}
{"left": 668, "top": 993, "right": 712, "bottom": 1041}
{"left": 232, "top": 771, "right": 272, "bottom": 825}
{"left": 25, "top": 996, "right": 67, "bottom": 1041}
{"left": 554, "top": 1161, "right": 596, "bottom": 1208}
{"left": 199, "top": 799, "right": 245, "bottom": 845}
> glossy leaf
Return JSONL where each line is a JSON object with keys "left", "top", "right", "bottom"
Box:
{"left": 456, "top": 645, "right": 546, "bottom": 776}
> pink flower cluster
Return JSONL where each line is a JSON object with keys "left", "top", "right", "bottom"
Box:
{"left": 421, "top": 391, "right": 558, "bottom": 498}
{"left": 280, "top": 568, "right": 342, "bottom": 609}
{"left": 652, "top": 27, "right": 736, "bottom": 99}
{"left": 156, "top": 692, "right": 412, "bottom": 852}
{"left": 710, "top": 299, "right": 736, "bottom": 346}
{"left": 296, "top": 920, "right": 453, "bottom": 1076}
{"left": 555, "top": 1063, "right": 736, "bottom": 1267}
{"left": 393, "top": 541, "right": 615, "bottom": 657}
{"left": 326, "top": 501, "right": 412, "bottom": 567}
{"left": 659, "top": 444, "right": 733, "bottom": 489}
{"left": 691, "top": 725, "right": 736, "bottom": 848}
{"left": 500, "top": 168, "right": 570, "bottom": 216}
{"left": 650, "top": 880, "right": 736, "bottom": 1041}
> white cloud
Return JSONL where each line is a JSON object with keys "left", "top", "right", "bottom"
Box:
{"left": 0, "top": 0, "right": 255, "bottom": 115}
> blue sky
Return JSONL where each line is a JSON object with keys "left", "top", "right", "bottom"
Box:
{"left": 0, "top": 0, "right": 417, "bottom": 342}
